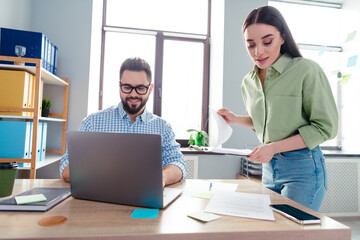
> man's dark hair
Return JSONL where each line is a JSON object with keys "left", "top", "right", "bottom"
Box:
{"left": 119, "top": 57, "right": 152, "bottom": 84}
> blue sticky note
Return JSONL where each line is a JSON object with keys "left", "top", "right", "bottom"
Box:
{"left": 131, "top": 209, "right": 159, "bottom": 219}
{"left": 318, "top": 45, "right": 326, "bottom": 56}
{"left": 347, "top": 55, "right": 358, "bottom": 67}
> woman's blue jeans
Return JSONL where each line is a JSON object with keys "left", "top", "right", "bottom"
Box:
{"left": 262, "top": 146, "right": 327, "bottom": 212}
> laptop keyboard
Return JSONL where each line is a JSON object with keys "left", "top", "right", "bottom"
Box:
{"left": 163, "top": 188, "right": 183, "bottom": 206}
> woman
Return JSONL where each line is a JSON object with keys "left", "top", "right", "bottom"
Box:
{"left": 218, "top": 6, "right": 338, "bottom": 211}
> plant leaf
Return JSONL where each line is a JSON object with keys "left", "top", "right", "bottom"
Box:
{"left": 187, "top": 129, "right": 199, "bottom": 133}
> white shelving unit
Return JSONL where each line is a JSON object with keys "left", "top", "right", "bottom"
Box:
{"left": 0, "top": 55, "right": 69, "bottom": 178}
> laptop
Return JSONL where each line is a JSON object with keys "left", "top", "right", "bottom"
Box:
{"left": 67, "top": 131, "right": 183, "bottom": 209}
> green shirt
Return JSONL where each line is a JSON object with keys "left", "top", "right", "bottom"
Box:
{"left": 241, "top": 53, "right": 338, "bottom": 150}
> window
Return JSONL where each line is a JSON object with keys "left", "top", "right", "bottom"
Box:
{"left": 269, "top": 1, "right": 347, "bottom": 149}
{"left": 102, "top": 32, "right": 155, "bottom": 111}
{"left": 100, "top": 0, "right": 210, "bottom": 141}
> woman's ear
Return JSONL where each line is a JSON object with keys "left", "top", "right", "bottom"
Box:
{"left": 281, "top": 33, "right": 286, "bottom": 45}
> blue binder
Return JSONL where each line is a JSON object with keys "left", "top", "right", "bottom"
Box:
{"left": 40, "top": 122, "right": 48, "bottom": 161}
{"left": 0, "top": 28, "right": 57, "bottom": 73}
{"left": 53, "top": 45, "right": 58, "bottom": 75}
{"left": 0, "top": 121, "right": 31, "bottom": 159}
{"left": 28, "top": 122, "right": 43, "bottom": 163}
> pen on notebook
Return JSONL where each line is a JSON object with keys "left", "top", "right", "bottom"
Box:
{"left": 209, "top": 182, "right": 212, "bottom": 192}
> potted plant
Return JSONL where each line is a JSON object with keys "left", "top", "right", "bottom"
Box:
{"left": 42, "top": 98, "right": 52, "bottom": 117}
{"left": 187, "top": 129, "right": 209, "bottom": 146}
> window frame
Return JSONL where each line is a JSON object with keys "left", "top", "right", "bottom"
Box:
{"left": 99, "top": 0, "right": 211, "bottom": 143}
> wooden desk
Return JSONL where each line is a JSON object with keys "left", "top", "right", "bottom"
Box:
{"left": 0, "top": 179, "right": 351, "bottom": 240}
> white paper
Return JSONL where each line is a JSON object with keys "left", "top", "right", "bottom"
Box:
{"left": 207, "top": 107, "right": 252, "bottom": 156}
{"left": 207, "top": 147, "right": 253, "bottom": 156}
{"left": 183, "top": 180, "right": 238, "bottom": 196}
{"left": 209, "top": 107, "right": 233, "bottom": 148}
{"left": 205, "top": 191, "right": 274, "bottom": 221}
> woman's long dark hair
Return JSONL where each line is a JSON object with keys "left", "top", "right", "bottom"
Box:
{"left": 243, "top": 6, "right": 302, "bottom": 58}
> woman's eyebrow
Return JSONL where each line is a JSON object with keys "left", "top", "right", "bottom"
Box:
{"left": 246, "top": 33, "right": 274, "bottom": 42}
{"left": 262, "top": 34, "right": 274, "bottom": 39}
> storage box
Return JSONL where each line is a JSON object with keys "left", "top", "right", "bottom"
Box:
{"left": 0, "top": 121, "right": 31, "bottom": 159}
{"left": 0, "top": 70, "right": 30, "bottom": 116}
{"left": 0, "top": 121, "right": 48, "bottom": 167}
{"left": 0, "top": 69, "right": 43, "bottom": 117}
{"left": 0, "top": 28, "right": 58, "bottom": 74}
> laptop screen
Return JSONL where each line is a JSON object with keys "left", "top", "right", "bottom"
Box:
{"left": 67, "top": 131, "right": 165, "bottom": 208}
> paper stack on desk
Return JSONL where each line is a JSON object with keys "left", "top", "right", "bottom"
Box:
{"left": 205, "top": 191, "right": 274, "bottom": 221}
{"left": 204, "top": 108, "right": 252, "bottom": 156}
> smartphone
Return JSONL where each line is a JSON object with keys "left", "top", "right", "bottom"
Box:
{"left": 269, "top": 204, "right": 321, "bottom": 225}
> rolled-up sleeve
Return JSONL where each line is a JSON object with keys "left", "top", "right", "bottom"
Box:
{"left": 59, "top": 116, "right": 92, "bottom": 178}
{"left": 298, "top": 68, "right": 338, "bottom": 150}
{"left": 161, "top": 122, "right": 186, "bottom": 179}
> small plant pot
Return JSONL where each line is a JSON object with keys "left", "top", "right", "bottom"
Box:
{"left": 42, "top": 109, "right": 50, "bottom": 117}
{"left": 194, "top": 134, "right": 206, "bottom": 146}
{"left": 0, "top": 162, "right": 18, "bottom": 198}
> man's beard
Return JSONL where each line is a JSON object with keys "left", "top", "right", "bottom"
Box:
{"left": 121, "top": 96, "right": 148, "bottom": 115}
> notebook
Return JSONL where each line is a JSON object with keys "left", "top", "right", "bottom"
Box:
{"left": 67, "top": 131, "right": 182, "bottom": 209}
{"left": 0, "top": 188, "right": 71, "bottom": 212}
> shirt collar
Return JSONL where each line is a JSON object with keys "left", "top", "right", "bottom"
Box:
{"left": 271, "top": 53, "right": 292, "bottom": 74}
{"left": 118, "top": 102, "right": 150, "bottom": 123}
{"left": 251, "top": 52, "right": 292, "bottom": 76}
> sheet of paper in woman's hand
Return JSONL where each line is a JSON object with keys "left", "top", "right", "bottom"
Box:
{"left": 207, "top": 107, "right": 252, "bottom": 156}
{"left": 209, "top": 107, "right": 233, "bottom": 148}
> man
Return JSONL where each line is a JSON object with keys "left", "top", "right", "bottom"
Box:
{"left": 59, "top": 57, "right": 186, "bottom": 186}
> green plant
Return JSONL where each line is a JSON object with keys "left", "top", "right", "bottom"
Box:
{"left": 42, "top": 98, "right": 52, "bottom": 111}
{"left": 187, "top": 129, "right": 209, "bottom": 146}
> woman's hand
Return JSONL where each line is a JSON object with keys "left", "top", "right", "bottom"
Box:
{"left": 217, "top": 108, "right": 239, "bottom": 125}
{"left": 247, "top": 144, "right": 276, "bottom": 163}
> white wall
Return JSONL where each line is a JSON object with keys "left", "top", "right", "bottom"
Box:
{"left": 0, "top": 0, "right": 32, "bottom": 30}
{"left": 343, "top": 0, "right": 360, "bottom": 11}
{"left": 222, "top": 0, "right": 266, "bottom": 149}
{"left": 29, "top": 0, "right": 94, "bottom": 134}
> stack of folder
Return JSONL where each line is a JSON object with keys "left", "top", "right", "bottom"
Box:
{"left": 0, "top": 28, "right": 58, "bottom": 75}
{"left": 0, "top": 121, "right": 48, "bottom": 167}
{"left": 0, "top": 69, "right": 43, "bottom": 117}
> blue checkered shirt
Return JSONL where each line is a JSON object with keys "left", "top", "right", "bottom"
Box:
{"left": 59, "top": 103, "right": 186, "bottom": 178}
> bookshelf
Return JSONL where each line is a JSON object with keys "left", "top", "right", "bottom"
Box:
{"left": 0, "top": 55, "right": 69, "bottom": 179}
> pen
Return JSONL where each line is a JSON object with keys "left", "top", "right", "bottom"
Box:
{"left": 209, "top": 182, "right": 212, "bottom": 192}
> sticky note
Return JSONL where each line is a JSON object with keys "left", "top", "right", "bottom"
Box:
{"left": 341, "top": 74, "right": 352, "bottom": 85}
{"left": 347, "top": 55, "right": 358, "bottom": 67}
{"left": 191, "top": 192, "right": 214, "bottom": 199}
{"left": 131, "top": 209, "right": 159, "bottom": 219}
{"left": 345, "top": 31, "right": 357, "bottom": 43}
{"left": 188, "top": 211, "right": 221, "bottom": 222}
{"left": 318, "top": 45, "right": 326, "bottom": 56}
{"left": 15, "top": 194, "right": 47, "bottom": 205}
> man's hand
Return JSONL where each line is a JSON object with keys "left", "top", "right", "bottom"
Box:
{"left": 162, "top": 165, "right": 182, "bottom": 187}
{"left": 62, "top": 165, "right": 70, "bottom": 182}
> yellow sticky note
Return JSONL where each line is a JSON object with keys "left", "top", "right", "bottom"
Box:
{"left": 188, "top": 211, "right": 221, "bottom": 222}
{"left": 15, "top": 194, "right": 47, "bottom": 205}
{"left": 191, "top": 192, "right": 214, "bottom": 199}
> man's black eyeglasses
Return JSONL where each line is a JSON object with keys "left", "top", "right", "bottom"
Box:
{"left": 120, "top": 83, "right": 151, "bottom": 95}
